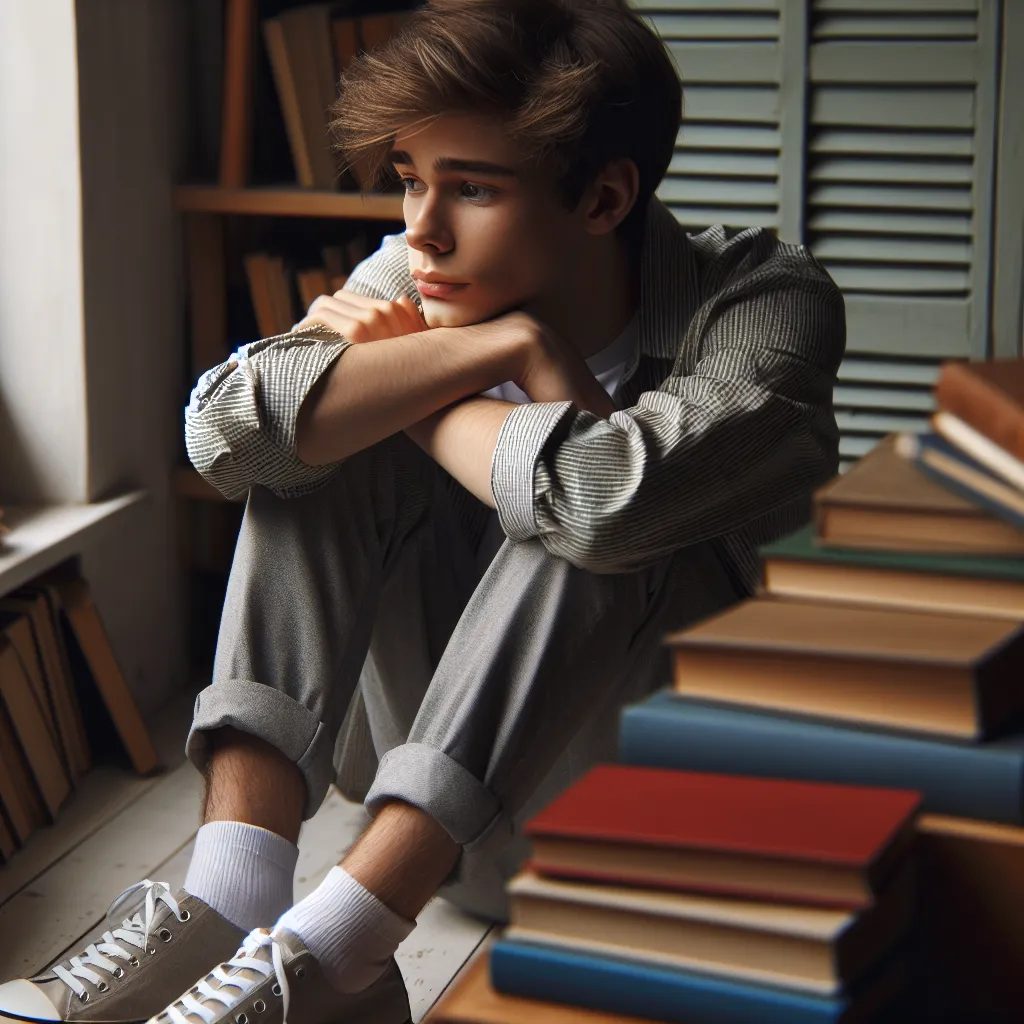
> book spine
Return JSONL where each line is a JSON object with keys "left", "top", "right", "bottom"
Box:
{"left": 618, "top": 697, "right": 1024, "bottom": 826}
{"left": 489, "top": 940, "right": 843, "bottom": 1024}
{"left": 935, "top": 361, "right": 1024, "bottom": 462}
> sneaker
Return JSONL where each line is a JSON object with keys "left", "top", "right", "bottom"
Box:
{"left": 0, "top": 880, "right": 246, "bottom": 1024}
{"left": 147, "top": 928, "right": 410, "bottom": 1024}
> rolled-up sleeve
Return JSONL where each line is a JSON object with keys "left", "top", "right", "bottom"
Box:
{"left": 184, "top": 231, "right": 418, "bottom": 501}
{"left": 491, "top": 268, "right": 846, "bottom": 574}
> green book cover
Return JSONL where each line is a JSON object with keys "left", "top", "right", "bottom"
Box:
{"left": 761, "top": 524, "right": 1024, "bottom": 582}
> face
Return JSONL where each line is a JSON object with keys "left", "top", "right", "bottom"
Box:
{"left": 390, "top": 113, "right": 583, "bottom": 329}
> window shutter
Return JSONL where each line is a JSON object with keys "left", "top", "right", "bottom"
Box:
{"left": 806, "top": 0, "right": 1000, "bottom": 465}
{"left": 636, "top": 0, "right": 787, "bottom": 233}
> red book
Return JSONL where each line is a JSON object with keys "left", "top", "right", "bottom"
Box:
{"left": 525, "top": 765, "right": 920, "bottom": 908}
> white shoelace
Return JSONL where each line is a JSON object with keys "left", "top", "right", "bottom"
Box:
{"left": 52, "top": 880, "right": 186, "bottom": 1001}
{"left": 165, "top": 931, "right": 290, "bottom": 1024}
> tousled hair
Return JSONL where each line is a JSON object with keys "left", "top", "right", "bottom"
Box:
{"left": 329, "top": 0, "right": 683, "bottom": 244}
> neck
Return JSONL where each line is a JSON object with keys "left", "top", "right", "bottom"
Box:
{"left": 528, "top": 233, "right": 640, "bottom": 360}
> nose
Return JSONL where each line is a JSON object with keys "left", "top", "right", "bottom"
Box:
{"left": 404, "top": 190, "right": 454, "bottom": 255}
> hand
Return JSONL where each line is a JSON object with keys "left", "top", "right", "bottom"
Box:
{"left": 496, "top": 311, "right": 616, "bottom": 419}
{"left": 293, "top": 289, "right": 427, "bottom": 343}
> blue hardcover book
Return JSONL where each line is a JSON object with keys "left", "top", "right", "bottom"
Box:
{"left": 619, "top": 690, "right": 1024, "bottom": 826}
{"left": 490, "top": 939, "right": 900, "bottom": 1024}
{"left": 896, "top": 430, "right": 1024, "bottom": 532}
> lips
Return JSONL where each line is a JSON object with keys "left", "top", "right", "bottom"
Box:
{"left": 414, "top": 279, "right": 467, "bottom": 299}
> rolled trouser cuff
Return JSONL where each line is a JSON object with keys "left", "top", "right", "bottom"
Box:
{"left": 186, "top": 679, "right": 333, "bottom": 819}
{"left": 364, "top": 742, "right": 506, "bottom": 854}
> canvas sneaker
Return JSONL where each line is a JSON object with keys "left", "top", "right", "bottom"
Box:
{"left": 0, "top": 880, "right": 245, "bottom": 1024}
{"left": 147, "top": 928, "right": 410, "bottom": 1024}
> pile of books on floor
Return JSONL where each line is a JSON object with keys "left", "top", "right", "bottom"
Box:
{"left": 431, "top": 355, "right": 1024, "bottom": 1022}
{"left": 0, "top": 570, "right": 159, "bottom": 865}
{"left": 242, "top": 232, "right": 373, "bottom": 338}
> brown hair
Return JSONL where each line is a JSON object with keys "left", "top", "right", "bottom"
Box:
{"left": 329, "top": 0, "right": 683, "bottom": 244}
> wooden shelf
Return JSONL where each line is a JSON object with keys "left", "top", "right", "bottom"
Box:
{"left": 172, "top": 466, "right": 242, "bottom": 503}
{"left": 174, "top": 185, "right": 405, "bottom": 221}
{"left": 0, "top": 491, "right": 147, "bottom": 599}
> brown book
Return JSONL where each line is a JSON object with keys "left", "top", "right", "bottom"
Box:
{"left": 0, "top": 702, "right": 39, "bottom": 842}
{"left": 915, "top": 814, "right": 1024, "bottom": 1019}
{"left": 219, "top": 0, "right": 257, "bottom": 187}
{"left": 0, "top": 639, "right": 69, "bottom": 817}
{"left": 345, "top": 233, "right": 370, "bottom": 273}
{"left": 4, "top": 589, "right": 91, "bottom": 777}
{"left": 244, "top": 253, "right": 279, "bottom": 338}
{"left": 329, "top": 274, "right": 349, "bottom": 294}
{"left": 427, "top": 951, "right": 651, "bottom": 1024}
{"left": 506, "top": 864, "right": 912, "bottom": 995}
{"left": 322, "top": 245, "right": 348, "bottom": 276}
{"left": 666, "top": 597, "right": 1024, "bottom": 740}
{"left": 1, "top": 613, "right": 58, "bottom": 747}
{"left": 0, "top": 808, "right": 14, "bottom": 862}
{"left": 265, "top": 255, "right": 297, "bottom": 335}
{"left": 814, "top": 436, "right": 1024, "bottom": 555}
{"left": 331, "top": 16, "right": 360, "bottom": 77}
{"left": 935, "top": 358, "right": 1024, "bottom": 462}
{"left": 263, "top": 5, "right": 339, "bottom": 189}
{"left": 296, "top": 268, "right": 330, "bottom": 312}
{"left": 54, "top": 579, "right": 161, "bottom": 776}
{"left": 358, "top": 13, "right": 396, "bottom": 54}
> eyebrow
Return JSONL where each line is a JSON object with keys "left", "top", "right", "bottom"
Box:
{"left": 388, "top": 149, "right": 519, "bottom": 177}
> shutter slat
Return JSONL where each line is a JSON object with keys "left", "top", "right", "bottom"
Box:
{"left": 824, "top": 264, "right": 969, "bottom": 294}
{"left": 811, "top": 41, "right": 977, "bottom": 83}
{"left": 844, "top": 296, "right": 970, "bottom": 357}
{"left": 837, "top": 357, "right": 942, "bottom": 386}
{"left": 810, "top": 129, "right": 973, "bottom": 157}
{"left": 666, "top": 206, "right": 778, "bottom": 229}
{"left": 668, "top": 151, "right": 779, "bottom": 177}
{"left": 812, "top": 87, "right": 974, "bottom": 129}
{"left": 810, "top": 157, "right": 973, "bottom": 185}
{"left": 813, "top": 236, "right": 970, "bottom": 264}
{"left": 834, "top": 410, "right": 933, "bottom": 433}
{"left": 816, "top": 0, "right": 975, "bottom": 12}
{"left": 668, "top": 43, "right": 780, "bottom": 84}
{"left": 810, "top": 209, "right": 971, "bottom": 236}
{"left": 684, "top": 86, "right": 779, "bottom": 123}
{"left": 833, "top": 384, "right": 936, "bottom": 411}
{"left": 632, "top": 0, "right": 779, "bottom": 9}
{"left": 810, "top": 182, "right": 972, "bottom": 210}
{"left": 839, "top": 435, "right": 881, "bottom": 459}
{"left": 813, "top": 15, "right": 976, "bottom": 39}
{"left": 658, "top": 177, "right": 779, "bottom": 205}
{"left": 647, "top": 14, "right": 779, "bottom": 40}
{"left": 679, "top": 124, "right": 782, "bottom": 150}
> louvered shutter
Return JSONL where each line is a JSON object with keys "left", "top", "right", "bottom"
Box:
{"left": 636, "top": 0, "right": 790, "bottom": 234}
{"left": 806, "top": 0, "right": 1000, "bottom": 469}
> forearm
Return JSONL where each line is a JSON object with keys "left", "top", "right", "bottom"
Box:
{"left": 295, "top": 324, "right": 518, "bottom": 465}
{"left": 404, "top": 397, "right": 517, "bottom": 508}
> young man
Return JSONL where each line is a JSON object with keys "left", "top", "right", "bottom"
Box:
{"left": 0, "top": 1, "right": 844, "bottom": 1023}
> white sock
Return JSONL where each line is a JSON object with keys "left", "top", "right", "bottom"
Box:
{"left": 274, "top": 866, "right": 415, "bottom": 993}
{"left": 184, "top": 820, "right": 298, "bottom": 933}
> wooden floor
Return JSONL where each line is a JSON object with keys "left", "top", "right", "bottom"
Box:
{"left": 0, "top": 685, "right": 494, "bottom": 1022}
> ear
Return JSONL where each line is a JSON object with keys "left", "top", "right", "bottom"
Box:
{"left": 579, "top": 157, "right": 640, "bottom": 237}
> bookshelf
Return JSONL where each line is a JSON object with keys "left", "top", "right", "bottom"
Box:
{"left": 174, "top": 185, "right": 404, "bottom": 220}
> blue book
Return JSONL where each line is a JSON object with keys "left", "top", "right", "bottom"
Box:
{"left": 896, "top": 430, "right": 1024, "bottom": 532}
{"left": 490, "top": 939, "right": 901, "bottom": 1024}
{"left": 619, "top": 689, "right": 1024, "bottom": 826}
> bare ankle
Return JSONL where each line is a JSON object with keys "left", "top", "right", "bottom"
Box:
{"left": 201, "top": 726, "right": 305, "bottom": 843}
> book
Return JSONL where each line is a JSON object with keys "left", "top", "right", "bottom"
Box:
{"left": 525, "top": 764, "right": 919, "bottom": 909}
{"left": 813, "top": 436, "right": 1024, "bottom": 555}
{"left": 914, "top": 814, "right": 1024, "bottom": 1019}
{"left": 5, "top": 586, "right": 91, "bottom": 777}
{"left": 0, "top": 612, "right": 58, "bottom": 746}
{"left": 934, "top": 357, "right": 1024, "bottom": 463}
{"left": 0, "top": 639, "right": 69, "bottom": 817}
{"left": 244, "top": 253, "right": 296, "bottom": 337}
{"left": 618, "top": 690, "right": 1024, "bottom": 827}
{"left": 896, "top": 430, "right": 1024, "bottom": 533}
{"left": 0, "top": 704, "right": 37, "bottom": 842}
{"left": 760, "top": 523, "right": 1024, "bottom": 620}
{"left": 53, "top": 578, "right": 161, "bottom": 776}
{"left": 933, "top": 411, "right": 1024, "bottom": 491}
{"left": 265, "top": 255, "right": 296, "bottom": 334}
{"left": 296, "top": 268, "right": 330, "bottom": 312}
{"left": 666, "top": 597, "right": 1024, "bottom": 740}
{"left": 0, "top": 808, "right": 13, "bottom": 861}
{"left": 428, "top": 950, "right": 652, "bottom": 1024}
{"left": 488, "top": 940, "right": 904, "bottom": 1024}
{"left": 263, "top": 4, "right": 339, "bottom": 190}
{"left": 506, "top": 865, "right": 913, "bottom": 996}
{"left": 218, "top": 0, "right": 257, "bottom": 187}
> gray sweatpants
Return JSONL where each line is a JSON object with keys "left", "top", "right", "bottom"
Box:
{"left": 185, "top": 433, "right": 740, "bottom": 920}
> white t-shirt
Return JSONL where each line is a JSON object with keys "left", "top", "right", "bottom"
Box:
{"left": 479, "top": 313, "right": 640, "bottom": 406}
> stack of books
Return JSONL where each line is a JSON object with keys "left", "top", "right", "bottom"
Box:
{"left": 0, "top": 572, "right": 160, "bottom": 864}
{"left": 614, "top": 357, "right": 1024, "bottom": 1019}
{"left": 0, "top": 507, "right": 8, "bottom": 543}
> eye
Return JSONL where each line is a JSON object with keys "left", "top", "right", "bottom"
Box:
{"left": 462, "top": 182, "right": 496, "bottom": 202}
{"left": 399, "top": 177, "right": 424, "bottom": 194}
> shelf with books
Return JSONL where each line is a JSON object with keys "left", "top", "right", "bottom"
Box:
{"left": 174, "top": 185, "right": 404, "bottom": 221}
{"left": 0, "top": 493, "right": 147, "bottom": 601}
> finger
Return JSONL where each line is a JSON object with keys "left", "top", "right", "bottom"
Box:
{"left": 294, "top": 308, "right": 371, "bottom": 343}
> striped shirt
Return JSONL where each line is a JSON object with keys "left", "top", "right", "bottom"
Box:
{"left": 185, "top": 197, "right": 845, "bottom": 594}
